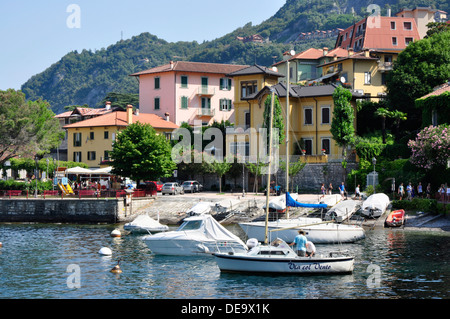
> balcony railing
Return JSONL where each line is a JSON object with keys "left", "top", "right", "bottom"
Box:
{"left": 197, "top": 108, "right": 215, "bottom": 117}
{"left": 378, "top": 61, "right": 393, "bottom": 72}
{"left": 197, "top": 87, "right": 215, "bottom": 95}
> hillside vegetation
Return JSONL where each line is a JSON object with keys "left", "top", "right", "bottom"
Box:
{"left": 20, "top": 0, "right": 449, "bottom": 114}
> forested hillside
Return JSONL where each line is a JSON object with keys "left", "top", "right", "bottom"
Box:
{"left": 21, "top": 0, "right": 449, "bottom": 114}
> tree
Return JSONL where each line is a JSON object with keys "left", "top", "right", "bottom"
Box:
{"left": 375, "top": 107, "right": 390, "bottom": 144}
{"left": 0, "top": 89, "right": 64, "bottom": 165}
{"left": 407, "top": 124, "right": 450, "bottom": 171}
{"left": 110, "top": 122, "right": 176, "bottom": 184}
{"left": 386, "top": 31, "right": 450, "bottom": 131}
{"left": 100, "top": 92, "right": 139, "bottom": 110}
{"left": 279, "top": 157, "right": 306, "bottom": 190}
{"left": 245, "top": 158, "right": 269, "bottom": 194}
{"left": 330, "top": 86, "right": 355, "bottom": 156}
{"left": 203, "top": 153, "right": 232, "bottom": 193}
{"left": 262, "top": 93, "right": 285, "bottom": 149}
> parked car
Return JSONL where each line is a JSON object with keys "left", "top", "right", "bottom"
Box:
{"left": 148, "top": 181, "right": 164, "bottom": 192}
{"left": 182, "top": 180, "right": 203, "bottom": 193}
{"left": 162, "top": 182, "right": 184, "bottom": 195}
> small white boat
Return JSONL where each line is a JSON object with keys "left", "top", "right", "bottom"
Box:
{"left": 239, "top": 219, "right": 365, "bottom": 244}
{"left": 124, "top": 214, "right": 169, "bottom": 234}
{"left": 142, "top": 214, "right": 248, "bottom": 256}
{"left": 212, "top": 199, "right": 241, "bottom": 213}
{"left": 186, "top": 201, "right": 213, "bottom": 216}
{"left": 361, "top": 193, "right": 390, "bottom": 218}
{"left": 214, "top": 238, "right": 354, "bottom": 275}
{"left": 325, "top": 200, "right": 359, "bottom": 223}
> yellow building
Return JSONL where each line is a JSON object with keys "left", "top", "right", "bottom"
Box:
{"left": 64, "top": 105, "right": 178, "bottom": 168}
{"left": 226, "top": 65, "right": 361, "bottom": 163}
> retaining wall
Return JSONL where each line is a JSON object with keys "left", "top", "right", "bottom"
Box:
{"left": 0, "top": 198, "right": 154, "bottom": 224}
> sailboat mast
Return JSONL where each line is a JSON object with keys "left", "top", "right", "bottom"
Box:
{"left": 264, "top": 89, "right": 275, "bottom": 244}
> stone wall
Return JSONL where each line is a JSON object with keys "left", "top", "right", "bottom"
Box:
{"left": 0, "top": 198, "right": 154, "bottom": 224}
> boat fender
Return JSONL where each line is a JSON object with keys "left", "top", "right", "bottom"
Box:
{"left": 0, "top": 242, "right": 2, "bottom": 248}
{"left": 196, "top": 244, "right": 209, "bottom": 253}
{"left": 110, "top": 229, "right": 121, "bottom": 238}
{"left": 246, "top": 238, "right": 258, "bottom": 249}
{"left": 228, "top": 251, "right": 234, "bottom": 255}
{"left": 98, "top": 247, "right": 113, "bottom": 256}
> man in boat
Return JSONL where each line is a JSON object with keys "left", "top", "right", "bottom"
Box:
{"left": 289, "top": 230, "right": 307, "bottom": 257}
{"left": 306, "top": 241, "right": 316, "bottom": 257}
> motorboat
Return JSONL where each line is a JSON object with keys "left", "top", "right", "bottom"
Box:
{"left": 325, "top": 200, "right": 359, "bottom": 223}
{"left": 142, "top": 214, "right": 248, "bottom": 256}
{"left": 320, "top": 194, "right": 341, "bottom": 207}
{"left": 214, "top": 238, "right": 354, "bottom": 275}
{"left": 239, "top": 193, "right": 365, "bottom": 244}
{"left": 361, "top": 193, "right": 390, "bottom": 218}
{"left": 186, "top": 201, "right": 213, "bottom": 216}
{"left": 385, "top": 209, "right": 406, "bottom": 227}
{"left": 124, "top": 214, "right": 169, "bottom": 234}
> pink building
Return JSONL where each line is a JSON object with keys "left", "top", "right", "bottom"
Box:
{"left": 130, "top": 61, "right": 248, "bottom": 126}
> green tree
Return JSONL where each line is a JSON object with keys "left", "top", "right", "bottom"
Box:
{"left": 279, "top": 157, "right": 306, "bottom": 190}
{"left": 100, "top": 92, "right": 139, "bottom": 110}
{"left": 0, "top": 89, "right": 63, "bottom": 165}
{"left": 386, "top": 30, "right": 450, "bottom": 131}
{"left": 262, "top": 93, "right": 285, "bottom": 149}
{"left": 204, "top": 154, "right": 232, "bottom": 193}
{"left": 330, "top": 86, "right": 355, "bottom": 156}
{"left": 110, "top": 122, "right": 176, "bottom": 184}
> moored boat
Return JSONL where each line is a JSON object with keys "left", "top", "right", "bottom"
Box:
{"left": 361, "top": 193, "right": 390, "bottom": 218}
{"left": 384, "top": 209, "right": 406, "bottom": 227}
{"left": 124, "top": 214, "right": 169, "bottom": 234}
{"left": 214, "top": 238, "right": 354, "bottom": 275}
{"left": 142, "top": 214, "right": 248, "bottom": 256}
{"left": 325, "top": 200, "right": 359, "bottom": 223}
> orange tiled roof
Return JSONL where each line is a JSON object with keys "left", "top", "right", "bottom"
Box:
{"left": 419, "top": 82, "right": 450, "bottom": 99}
{"left": 63, "top": 111, "right": 179, "bottom": 130}
{"left": 130, "top": 61, "right": 248, "bottom": 77}
{"left": 273, "top": 47, "right": 348, "bottom": 66}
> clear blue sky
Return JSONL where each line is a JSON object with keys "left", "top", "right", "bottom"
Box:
{"left": 0, "top": 0, "right": 286, "bottom": 91}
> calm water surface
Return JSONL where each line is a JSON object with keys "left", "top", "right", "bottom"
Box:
{"left": 0, "top": 223, "right": 448, "bottom": 299}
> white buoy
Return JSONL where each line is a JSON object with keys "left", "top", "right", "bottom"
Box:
{"left": 110, "top": 229, "right": 121, "bottom": 238}
{"left": 98, "top": 247, "right": 112, "bottom": 255}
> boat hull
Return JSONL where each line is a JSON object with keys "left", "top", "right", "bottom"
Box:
{"left": 384, "top": 209, "right": 405, "bottom": 227}
{"left": 239, "top": 222, "right": 365, "bottom": 244}
{"left": 143, "top": 237, "right": 247, "bottom": 256}
{"left": 214, "top": 253, "right": 354, "bottom": 274}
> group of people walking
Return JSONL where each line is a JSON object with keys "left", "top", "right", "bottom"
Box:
{"left": 397, "top": 182, "right": 449, "bottom": 202}
{"left": 319, "top": 182, "right": 360, "bottom": 201}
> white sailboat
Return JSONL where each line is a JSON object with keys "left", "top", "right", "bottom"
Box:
{"left": 214, "top": 90, "right": 354, "bottom": 274}
{"left": 239, "top": 193, "right": 365, "bottom": 244}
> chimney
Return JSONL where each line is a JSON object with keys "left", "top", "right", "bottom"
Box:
{"left": 164, "top": 112, "right": 170, "bottom": 122}
{"left": 333, "top": 54, "right": 338, "bottom": 61}
{"left": 387, "top": 8, "right": 391, "bottom": 17}
{"left": 348, "top": 48, "right": 354, "bottom": 56}
{"left": 134, "top": 108, "right": 139, "bottom": 116}
{"left": 364, "top": 49, "right": 370, "bottom": 57}
{"left": 127, "top": 105, "right": 133, "bottom": 125}
{"left": 170, "top": 61, "right": 174, "bottom": 69}
{"left": 105, "top": 101, "right": 111, "bottom": 110}
{"left": 323, "top": 47, "right": 328, "bottom": 56}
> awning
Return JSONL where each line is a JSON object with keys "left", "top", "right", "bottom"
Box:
{"left": 308, "top": 72, "right": 338, "bottom": 84}
{"left": 65, "top": 166, "right": 93, "bottom": 174}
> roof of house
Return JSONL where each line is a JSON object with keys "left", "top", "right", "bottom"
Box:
{"left": 418, "top": 82, "right": 450, "bottom": 99}
{"left": 55, "top": 107, "right": 113, "bottom": 118}
{"left": 317, "top": 51, "right": 378, "bottom": 68}
{"left": 130, "top": 61, "right": 248, "bottom": 77}
{"left": 242, "top": 83, "right": 363, "bottom": 100}
{"left": 273, "top": 48, "right": 349, "bottom": 66}
{"left": 63, "top": 111, "right": 179, "bottom": 130}
{"left": 226, "top": 64, "right": 285, "bottom": 77}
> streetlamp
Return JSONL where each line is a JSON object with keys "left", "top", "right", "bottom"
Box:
{"left": 34, "top": 156, "right": 39, "bottom": 198}
{"left": 372, "top": 157, "right": 377, "bottom": 191}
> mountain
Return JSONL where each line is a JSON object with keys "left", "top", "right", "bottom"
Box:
{"left": 21, "top": 0, "right": 449, "bottom": 114}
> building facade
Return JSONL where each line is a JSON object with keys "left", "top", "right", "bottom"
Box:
{"left": 64, "top": 106, "right": 178, "bottom": 168}
{"left": 130, "top": 61, "right": 248, "bottom": 126}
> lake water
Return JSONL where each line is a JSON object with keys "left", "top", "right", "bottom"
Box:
{"left": 0, "top": 223, "right": 448, "bottom": 300}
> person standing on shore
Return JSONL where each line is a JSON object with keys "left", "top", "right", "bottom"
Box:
{"left": 426, "top": 183, "right": 431, "bottom": 199}
{"left": 327, "top": 183, "right": 333, "bottom": 195}
{"left": 320, "top": 183, "right": 326, "bottom": 199}
{"left": 398, "top": 183, "right": 404, "bottom": 200}
{"left": 339, "top": 182, "right": 347, "bottom": 200}
{"left": 417, "top": 182, "right": 423, "bottom": 198}
{"left": 354, "top": 184, "right": 361, "bottom": 200}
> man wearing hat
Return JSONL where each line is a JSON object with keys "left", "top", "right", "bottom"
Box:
{"left": 289, "top": 230, "right": 307, "bottom": 256}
